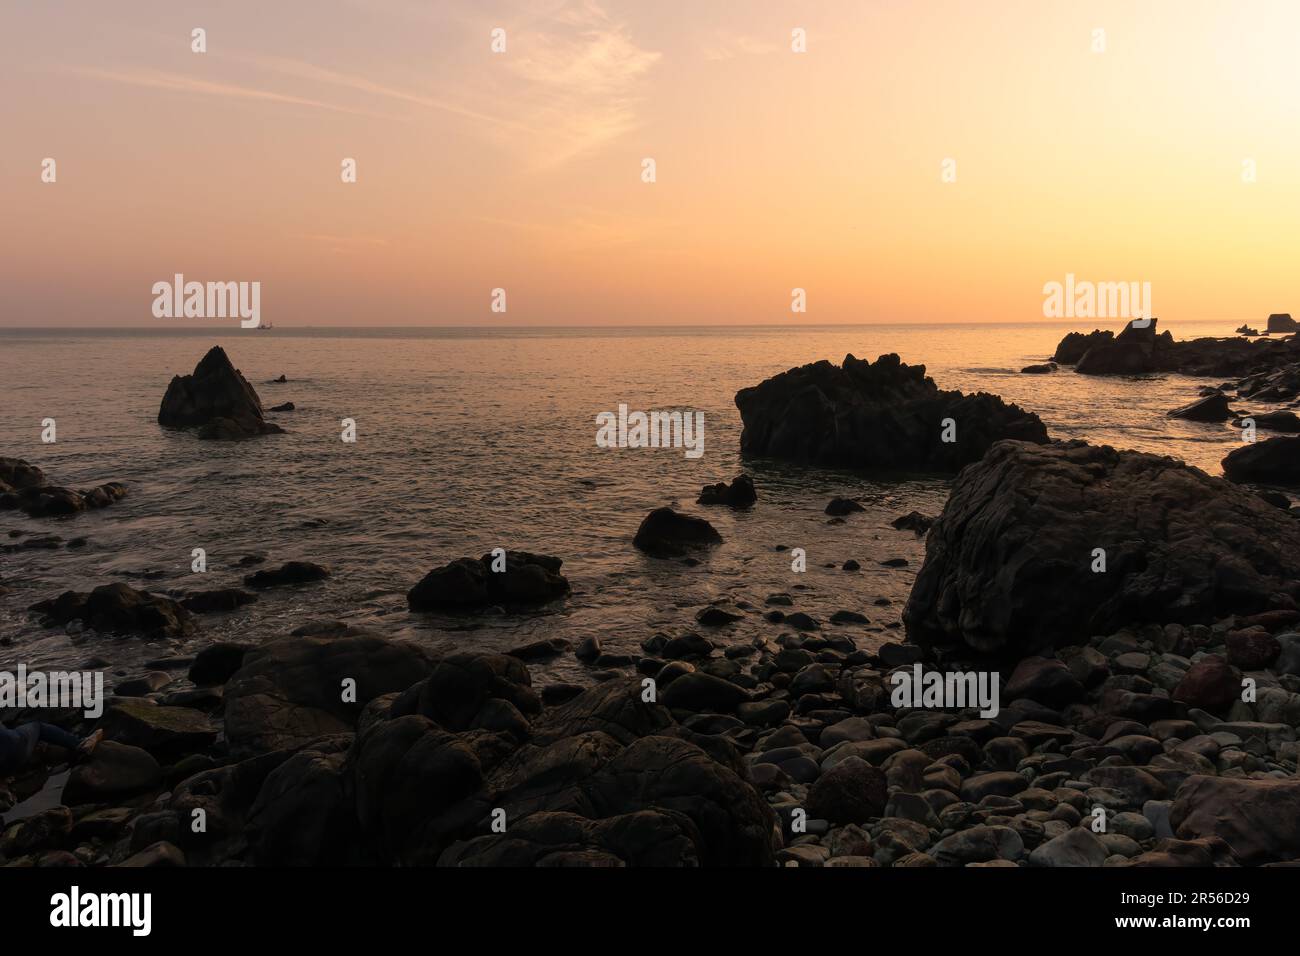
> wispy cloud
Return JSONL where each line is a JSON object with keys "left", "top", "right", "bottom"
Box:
{"left": 245, "top": 54, "right": 533, "bottom": 133}
{"left": 499, "top": 2, "right": 661, "bottom": 167}
{"left": 67, "top": 67, "right": 406, "bottom": 121}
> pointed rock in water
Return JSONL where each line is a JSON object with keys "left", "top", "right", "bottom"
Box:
{"left": 697, "top": 474, "right": 757, "bottom": 508}
{"left": 905, "top": 439, "right": 1300, "bottom": 655}
{"left": 1167, "top": 392, "right": 1231, "bottom": 422}
{"left": 1222, "top": 435, "right": 1300, "bottom": 485}
{"left": 735, "top": 353, "right": 1048, "bottom": 473}
{"left": 632, "top": 507, "right": 721, "bottom": 558}
{"left": 158, "top": 346, "right": 284, "bottom": 440}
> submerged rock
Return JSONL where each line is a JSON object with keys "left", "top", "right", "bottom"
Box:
{"left": 158, "top": 346, "right": 283, "bottom": 440}
{"left": 904, "top": 440, "right": 1300, "bottom": 654}
{"left": 180, "top": 588, "right": 258, "bottom": 613}
{"left": 734, "top": 353, "right": 1048, "bottom": 473}
{"left": 407, "top": 551, "right": 569, "bottom": 611}
{"left": 243, "top": 561, "right": 330, "bottom": 589}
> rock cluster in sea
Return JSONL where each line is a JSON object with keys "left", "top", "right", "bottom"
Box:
{"left": 734, "top": 353, "right": 1049, "bottom": 473}
{"left": 0, "top": 457, "right": 126, "bottom": 518}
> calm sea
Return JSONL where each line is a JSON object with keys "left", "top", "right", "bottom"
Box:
{"left": 0, "top": 321, "right": 1260, "bottom": 683}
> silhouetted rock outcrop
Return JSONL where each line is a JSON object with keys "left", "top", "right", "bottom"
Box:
{"left": 1055, "top": 319, "right": 1300, "bottom": 382}
{"left": 734, "top": 353, "right": 1048, "bottom": 473}
{"left": 1074, "top": 319, "right": 1172, "bottom": 375}
{"left": 904, "top": 440, "right": 1300, "bottom": 655}
{"left": 1267, "top": 313, "right": 1298, "bottom": 333}
{"left": 158, "top": 346, "right": 283, "bottom": 440}
{"left": 407, "top": 551, "right": 570, "bottom": 611}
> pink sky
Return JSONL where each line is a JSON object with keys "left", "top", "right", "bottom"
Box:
{"left": 3, "top": 0, "right": 1299, "bottom": 326}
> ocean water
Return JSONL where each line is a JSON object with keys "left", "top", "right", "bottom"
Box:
{"left": 0, "top": 321, "right": 1264, "bottom": 687}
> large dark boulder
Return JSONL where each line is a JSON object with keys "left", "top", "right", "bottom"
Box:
{"left": 158, "top": 346, "right": 283, "bottom": 440}
{"left": 98, "top": 699, "right": 218, "bottom": 761}
{"left": 246, "top": 737, "right": 357, "bottom": 865}
{"left": 390, "top": 653, "right": 540, "bottom": 731}
{"left": 1171, "top": 775, "right": 1300, "bottom": 865}
{"left": 734, "top": 353, "right": 1047, "bottom": 473}
{"left": 407, "top": 551, "right": 569, "bottom": 611}
{"left": 1267, "top": 313, "right": 1298, "bottom": 333}
{"left": 223, "top": 627, "right": 438, "bottom": 756}
{"left": 1222, "top": 436, "right": 1300, "bottom": 485}
{"left": 30, "top": 583, "right": 193, "bottom": 638}
{"left": 62, "top": 742, "right": 162, "bottom": 805}
{"left": 633, "top": 508, "right": 721, "bottom": 558}
{"left": 904, "top": 440, "right": 1300, "bottom": 655}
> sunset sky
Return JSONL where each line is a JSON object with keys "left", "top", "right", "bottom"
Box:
{"left": 3, "top": 0, "right": 1299, "bottom": 326}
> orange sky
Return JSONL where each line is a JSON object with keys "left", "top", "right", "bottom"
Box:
{"left": 3, "top": 0, "right": 1299, "bottom": 326}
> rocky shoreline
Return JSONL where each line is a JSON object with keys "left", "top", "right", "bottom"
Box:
{"left": 4, "top": 329, "right": 1300, "bottom": 868}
